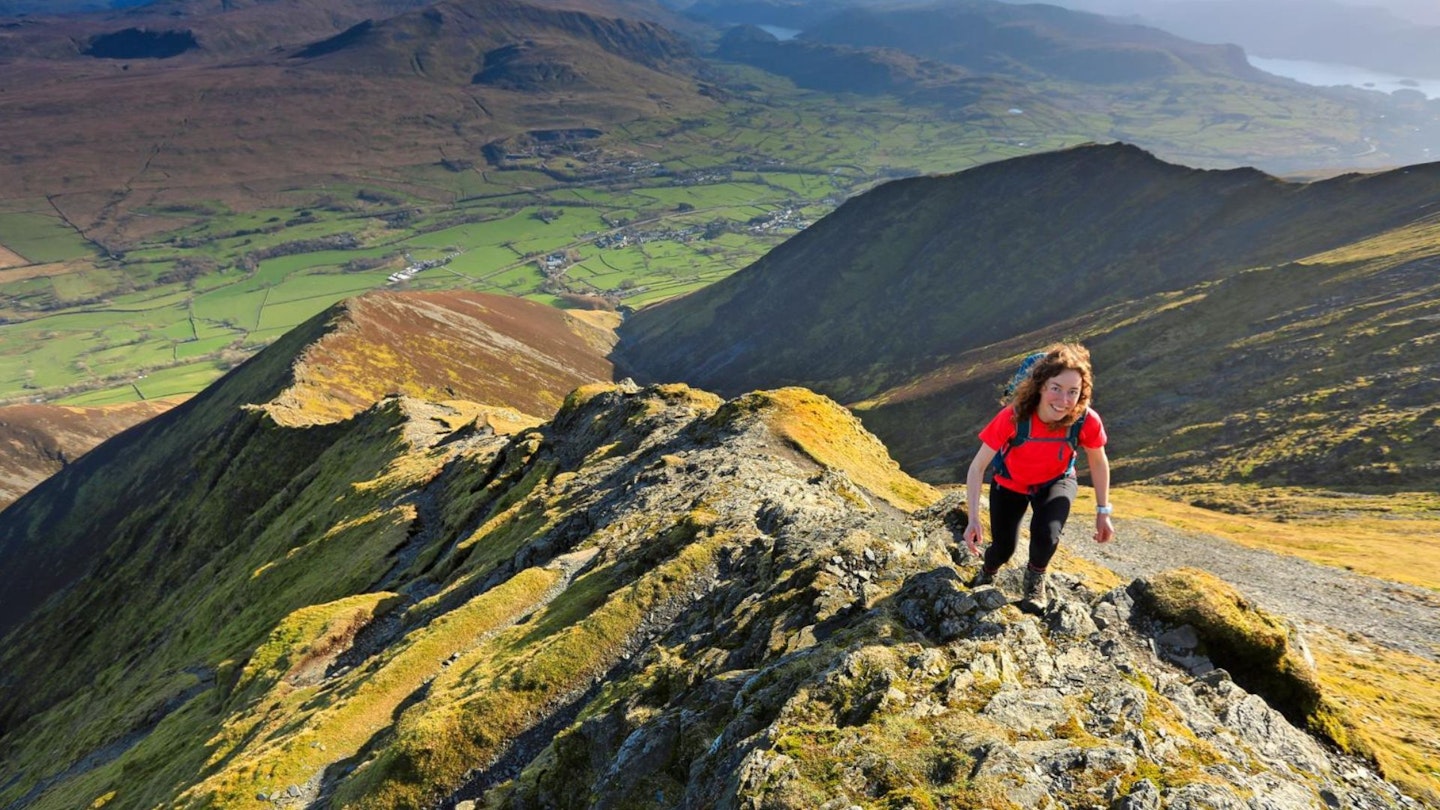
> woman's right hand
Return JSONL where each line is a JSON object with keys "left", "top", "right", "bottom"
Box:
{"left": 963, "top": 521, "right": 983, "bottom": 556}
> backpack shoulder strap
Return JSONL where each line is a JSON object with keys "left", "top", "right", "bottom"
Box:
{"left": 1011, "top": 414, "right": 1031, "bottom": 446}
{"left": 1066, "top": 410, "right": 1087, "bottom": 448}
{"left": 988, "top": 413, "right": 1028, "bottom": 480}
{"left": 1062, "top": 411, "right": 1088, "bottom": 472}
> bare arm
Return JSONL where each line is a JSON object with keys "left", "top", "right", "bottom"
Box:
{"left": 1085, "top": 445, "right": 1115, "bottom": 543}
{"left": 962, "top": 444, "right": 997, "bottom": 555}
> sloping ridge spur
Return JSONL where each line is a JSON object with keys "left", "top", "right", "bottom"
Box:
{"left": 0, "top": 290, "right": 614, "bottom": 640}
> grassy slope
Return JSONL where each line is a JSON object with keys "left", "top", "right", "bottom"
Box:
{"left": 0, "top": 290, "right": 613, "bottom": 639}
{"left": 853, "top": 210, "right": 1440, "bottom": 492}
{"left": 0, "top": 296, "right": 1435, "bottom": 805}
{"left": 618, "top": 144, "right": 1440, "bottom": 403}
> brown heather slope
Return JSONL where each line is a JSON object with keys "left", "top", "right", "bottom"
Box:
{"left": 0, "top": 290, "right": 616, "bottom": 639}
{"left": 0, "top": 399, "right": 177, "bottom": 509}
{"left": 0, "top": 0, "right": 433, "bottom": 60}
{"left": 266, "top": 290, "right": 618, "bottom": 425}
{"left": 0, "top": 0, "right": 712, "bottom": 245}
{"left": 0, "top": 0, "right": 697, "bottom": 61}
{"left": 292, "top": 0, "right": 698, "bottom": 85}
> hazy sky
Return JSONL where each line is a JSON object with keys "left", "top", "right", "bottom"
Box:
{"left": 1022, "top": 0, "right": 1440, "bottom": 82}
{"left": 1041, "top": 0, "right": 1440, "bottom": 27}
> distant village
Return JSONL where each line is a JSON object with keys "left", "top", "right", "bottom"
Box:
{"left": 387, "top": 251, "right": 459, "bottom": 285}
{"left": 589, "top": 203, "right": 810, "bottom": 252}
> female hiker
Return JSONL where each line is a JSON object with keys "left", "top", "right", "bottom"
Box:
{"left": 961, "top": 342, "right": 1114, "bottom": 613}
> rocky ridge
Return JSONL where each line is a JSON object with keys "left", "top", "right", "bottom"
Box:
{"left": 457, "top": 384, "right": 1413, "bottom": 809}
{"left": 0, "top": 380, "right": 1421, "bottom": 809}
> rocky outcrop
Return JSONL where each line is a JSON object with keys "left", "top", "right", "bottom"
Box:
{"left": 486, "top": 387, "right": 1412, "bottom": 808}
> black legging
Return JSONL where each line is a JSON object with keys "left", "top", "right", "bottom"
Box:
{"left": 983, "top": 474, "right": 1077, "bottom": 573}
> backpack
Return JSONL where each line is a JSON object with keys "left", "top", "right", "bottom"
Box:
{"left": 1001, "top": 351, "right": 1047, "bottom": 400}
{"left": 989, "top": 351, "right": 1087, "bottom": 487}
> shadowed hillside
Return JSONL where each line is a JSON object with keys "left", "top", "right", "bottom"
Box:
{"left": 617, "top": 142, "right": 1440, "bottom": 490}
{"left": 713, "top": 23, "right": 985, "bottom": 99}
{"left": 0, "top": 399, "right": 176, "bottom": 510}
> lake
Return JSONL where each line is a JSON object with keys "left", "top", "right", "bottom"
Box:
{"left": 757, "top": 25, "right": 802, "bottom": 41}
{"left": 1249, "top": 56, "right": 1440, "bottom": 100}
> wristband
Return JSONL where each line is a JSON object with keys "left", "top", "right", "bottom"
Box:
{"left": 1096, "top": 505, "right": 1113, "bottom": 515}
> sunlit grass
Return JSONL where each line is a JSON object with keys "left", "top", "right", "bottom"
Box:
{"left": 1309, "top": 627, "right": 1440, "bottom": 806}
{"left": 1119, "top": 485, "right": 1440, "bottom": 592}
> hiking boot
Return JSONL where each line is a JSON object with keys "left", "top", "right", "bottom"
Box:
{"left": 1019, "top": 567, "right": 1048, "bottom": 614}
{"left": 968, "top": 566, "right": 996, "bottom": 588}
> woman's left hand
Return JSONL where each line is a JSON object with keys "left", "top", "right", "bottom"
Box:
{"left": 1094, "top": 513, "right": 1115, "bottom": 544}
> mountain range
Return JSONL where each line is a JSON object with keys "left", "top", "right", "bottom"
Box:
{"left": 1049, "top": 0, "right": 1440, "bottom": 79}
{"left": 4, "top": 0, "right": 1440, "bottom": 231}
{"left": 3, "top": 1, "right": 1440, "bottom": 806}
{"left": 757, "top": 0, "right": 1260, "bottom": 83}
{"left": 617, "top": 142, "right": 1440, "bottom": 489}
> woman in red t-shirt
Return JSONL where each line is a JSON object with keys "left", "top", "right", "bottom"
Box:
{"left": 961, "top": 343, "right": 1115, "bottom": 613}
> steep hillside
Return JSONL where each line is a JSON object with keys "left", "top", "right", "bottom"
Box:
{"left": 712, "top": 23, "right": 992, "bottom": 102}
{"left": 292, "top": 0, "right": 699, "bottom": 89}
{"left": 617, "top": 143, "right": 1440, "bottom": 489}
{"left": 856, "top": 235, "right": 1440, "bottom": 488}
{"left": 0, "top": 290, "right": 614, "bottom": 639}
{"left": 0, "top": 398, "right": 176, "bottom": 509}
{"left": 0, "top": 368, "right": 1423, "bottom": 808}
{"left": 0, "top": 0, "right": 716, "bottom": 206}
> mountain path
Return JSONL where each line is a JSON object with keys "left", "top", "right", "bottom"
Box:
{"left": 1059, "top": 516, "right": 1440, "bottom": 662}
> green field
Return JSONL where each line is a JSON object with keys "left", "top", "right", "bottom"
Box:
{"left": 0, "top": 210, "right": 98, "bottom": 264}
{"left": 0, "top": 63, "right": 1412, "bottom": 406}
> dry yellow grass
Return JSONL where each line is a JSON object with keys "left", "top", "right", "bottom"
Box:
{"left": 183, "top": 567, "right": 562, "bottom": 807}
{"left": 1309, "top": 627, "right": 1440, "bottom": 806}
{"left": 758, "top": 387, "right": 940, "bottom": 512}
{"left": 1303, "top": 216, "right": 1440, "bottom": 268}
{"left": 0, "top": 259, "right": 69, "bottom": 281}
{"left": 1116, "top": 485, "right": 1440, "bottom": 592}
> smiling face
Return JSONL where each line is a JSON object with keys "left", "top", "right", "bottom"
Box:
{"left": 1009, "top": 343, "right": 1094, "bottom": 428}
{"left": 1039, "top": 369, "right": 1083, "bottom": 425}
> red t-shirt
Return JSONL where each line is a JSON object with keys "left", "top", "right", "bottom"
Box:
{"left": 979, "top": 405, "right": 1107, "bottom": 492}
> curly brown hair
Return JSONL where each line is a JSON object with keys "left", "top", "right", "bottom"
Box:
{"left": 1010, "top": 342, "right": 1094, "bottom": 428}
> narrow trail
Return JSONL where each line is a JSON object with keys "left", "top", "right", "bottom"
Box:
{"left": 1060, "top": 516, "right": 1440, "bottom": 662}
